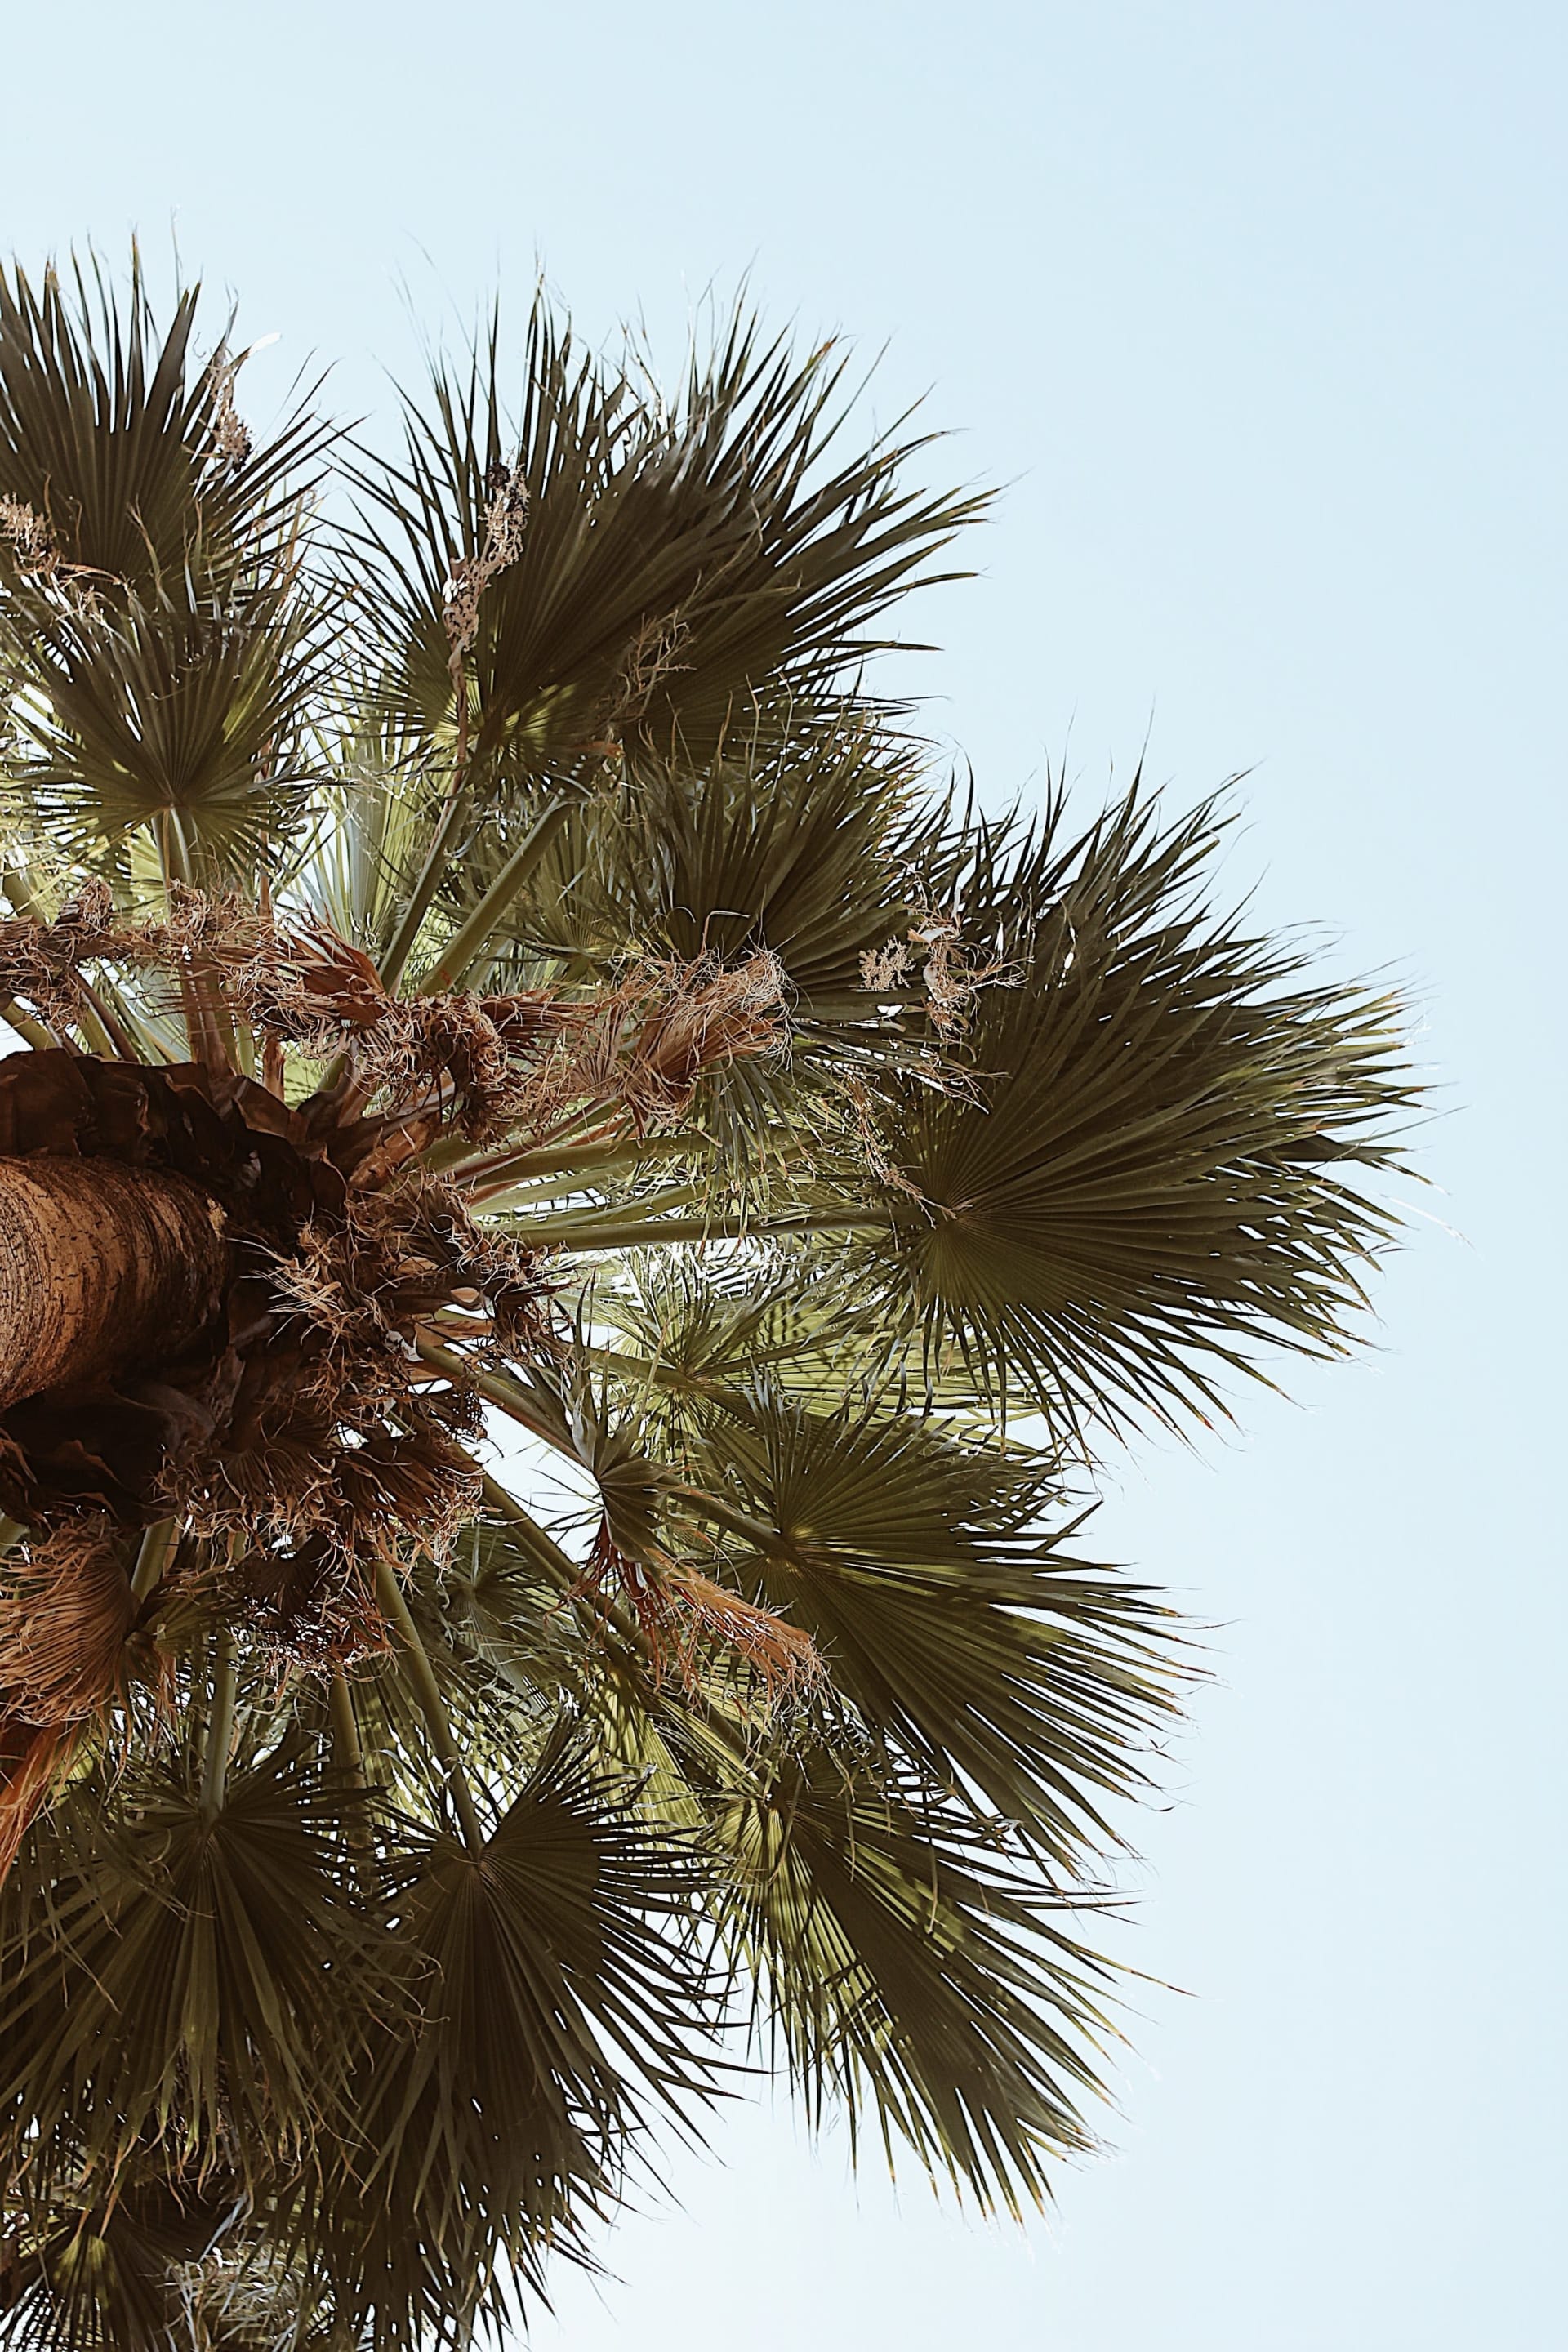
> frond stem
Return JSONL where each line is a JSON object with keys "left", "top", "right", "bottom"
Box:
{"left": 131, "top": 1517, "right": 178, "bottom": 1601}
{"left": 668, "top": 1484, "right": 782, "bottom": 1553}
{"left": 475, "top": 1470, "right": 580, "bottom": 1594}
{"left": 413, "top": 1336, "right": 577, "bottom": 1457}
{"left": 74, "top": 973, "right": 142, "bottom": 1062}
{"left": 0, "top": 997, "right": 58, "bottom": 1050}
{"left": 200, "top": 1625, "right": 238, "bottom": 1824}
{"left": 517, "top": 1183, "right": 707, "bottom": 1241}
{"left": 416, "top": 792, "right": 579, "bottom": 996}
{"left": 514, "top": 1205, "right": 884, "bottom": 1253}
{"left": 444, "top": 1129, "right": 702, "bottom": 1194}
{"left": 373, "top": 1556, "right": 487, "bottom": 1859}
{"left": 328, "top": 1668, "right": 366, "bottom": 1779}
{"left": 379, "top": 719, "right": 474, "bottom": 995}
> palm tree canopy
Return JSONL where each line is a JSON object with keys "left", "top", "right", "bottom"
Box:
{"left": 0, "top": 255, "right": 1414, "bottom": 2351}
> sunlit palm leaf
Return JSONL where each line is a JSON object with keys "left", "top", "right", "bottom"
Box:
{"left": 351, "top": 301, "right": 981, "bottom": 782}
{"left": 0, "top": 254, "right": 327, "bottom": 604}
{"left": 10, "top": 568, "right": 332, "bottom": 875}
{"left": 686, "top": 1389, "right": 1183, "bottom": 1856}
{"left": 864, "top": 784, "right": 1414, "bottom": 1434}
{"left": 713, "top": 1747, "right": 1118, "bottom": 2214}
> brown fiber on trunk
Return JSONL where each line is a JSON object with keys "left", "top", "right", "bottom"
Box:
{"left": 0, "top": 1157, "right": 227, "bottom": 1410}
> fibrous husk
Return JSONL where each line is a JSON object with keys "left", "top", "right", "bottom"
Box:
{"left": 577, "top": 1521, "right": 821, "bottom": 1700}
{"left": 0, "top": 1524, "right": 145, "bottom": 1876}
{"left": 860, "top": 906, "right": 1018, "bottom": 1038}
{"left": 0, "top": 879, "right": 150, "bottom": 1030}
{"left": 220, "top": 907, "right": 785, "bottom": 1138}
{"left": 442, "top": 457, "right": 528, "bottom": 663}
{"left": 0, "top": 1520, "right": 139, "bottom": 1726}
{"left": 0, "top": 1049, "right": 546, "bottom": 1665}
{"left": 0, "top": 1049, "right": 345, "bottom": 1528}
{"left": 0, "top": 1716, "right": 83, "bottom": 1879}
{"left": 522, "top": 949, "right": 788, "bottom": 1136}
{"left": 3, "top": 893, "right": 789, "bottom": 1146}
{"left": 232, "top": 1533, "right": 387, "bottom": 1672}
{"left": 0, "top": 911, "right": 786, "bottom": 1675}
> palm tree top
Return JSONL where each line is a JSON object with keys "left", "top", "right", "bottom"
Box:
{"left": 0, "top": 252, "right": 1414, "bottom": 2351}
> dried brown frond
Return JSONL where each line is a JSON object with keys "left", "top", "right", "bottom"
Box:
{"left": 621, "top": 950, "right": 788, "bottom": 1125}
{"left": 576, "top": 1521, "right": 820, "bottom": 1699}
{"left": 0, "top": 494, "right": 57, "bottom": 577}
{"left": 443, "top": 457, "right": 529, "bottom": 665}
{"left": 861, "top": 909, "right": 1020, "bottom": 1039}
{"left": 228, "top": 928, "right": 580, "bottom": 1138}
{"left": 330, "top": 951, "right": 782, "bottom": 1144}
{"left": 225, "top": 915, "right": 391, "bottom": 1049}
{"left": 0, "top": 880, "right": 146, "bottom": 1029}
{"left": 350, "top": 996, "right": 528, "bottom": 1138}
{"left": 154, "top": 884, "right": 252, "bottom": 961}
{"left": 537, "top": 950, "right": 788, "bottom": 1135}
{"left": 0, "top": 495, "right": 105, "bottom": 615}
{"left": 663, "top": 1566, "right": 822, "bottom": 1694}
{"left": 0, "top": 1717, "right": 84, "bottom": 1880}
{"left": 608, "top": 609, "right": 692, "bottom": 728}
{"left": 165, "top": 1165, "right": 539, "bottom": 1655}
{"left": 265, "top": 1222, "right": 359, "bottom": 1342}
{"left": 207, "top": 347, "right": 253, "bottom": 470}
{"left": 859, "top": 938, "right": 915, "bottom": 993}
{"left": 840, "top": 1073, "right": 928, "bottom": 1204}
{"left": 188, "top": 1402, "right": 479, "bottom": 1664}
{"left": 0, "top": 1521, "right": 139, "bottom": 1726}
{"left": 234, "top": 1533, "right": 388, "bottom": 1672}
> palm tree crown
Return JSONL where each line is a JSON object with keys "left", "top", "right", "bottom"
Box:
{"left": 0, "top": 254, "right": 1413, "bottom": 2350}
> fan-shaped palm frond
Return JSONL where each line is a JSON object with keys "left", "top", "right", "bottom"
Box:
{"left": 352, "top": 302, "right": 982, "bottom": 781}
{"left": 9, "top": 566, "right": 332, "bottom": 877}
{"left": 0, "top": 254, "right": 325, "bottom": 604}
{"left": 0, "top": 2167, "right": 248, "bottom": 2352}
{"left": 712, "top": 1744, "right": 1118, "bottom": 2215}
{"left": 683, "top": 1389, "right": 1181, "bottom": 1858}
{"left": 860, "top": 786, "right": 1416, "bottom": 1435}
{"left": 314, "top": 1732, "right": 718, "bottom": 2352}
{"left": 0, "top": 1737, "right": 390, "bottom": 2205}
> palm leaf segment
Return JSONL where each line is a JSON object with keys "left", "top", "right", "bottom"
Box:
{"left": 0, "top": 256, "right": 1414, "bottom": 2348}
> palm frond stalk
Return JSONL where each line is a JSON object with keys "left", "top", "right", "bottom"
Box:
{"left": 0, "top": 255, "right": 1415, "bottom": 2350}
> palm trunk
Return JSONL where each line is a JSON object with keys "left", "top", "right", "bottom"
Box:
{"left": 0, "top": 1157, "right": 227, "bottom": 1410}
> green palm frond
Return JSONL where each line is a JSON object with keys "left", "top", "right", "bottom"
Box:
{"left": 318, "top": 1733, "right": 717, "bottom": 2352}
{"left": 863, "top": 783, "right": 1415, "bottom": 1434}
{"left": 9, "top": 566, "right": 332, "bottom": 878}
{"left": 595, "top": 1251, "right": 884, "bottom": 1427}
{"left": 351, "top": 300, "right": 981, "bottom": 780}
{"left": 713, "top": 1745, "right": 1118, "bottom": 2215}
{"left": 0, "top": 2168, "right": 248, "bottom": 2352}
{"left": 448, "top": 712, "right": 926, "bottom": 973}
{"left": 0, "top": 254, "right": 326, "bottom": 604}
{"left": 290, "top": 710, "right": 442, "bottom": 958}
{"left": 0, "top": 256, "right": 332, "bottom": 886}
{"left": 685, "top": 1389, "right": 1182, "bottom": 1856}
{"left": 0, "top": 1736, "right": 389, "bottom": 2203}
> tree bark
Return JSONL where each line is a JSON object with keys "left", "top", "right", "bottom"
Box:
{"left": 0, "top": 1157, "right": 227, "bottom": 1410}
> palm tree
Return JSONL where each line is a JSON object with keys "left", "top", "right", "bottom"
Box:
{"left": 0, "top": 253, "right": 1413, "bottom": 2350}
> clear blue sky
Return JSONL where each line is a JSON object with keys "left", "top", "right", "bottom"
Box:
{"left": 3, "top": 6, "right": 1561, "bottom": 2345}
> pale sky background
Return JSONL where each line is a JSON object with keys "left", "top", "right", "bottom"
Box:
{"left": 2, "top": 5, "right": 1561, "bottom": 2347}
